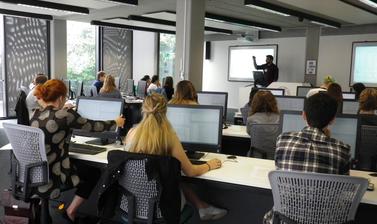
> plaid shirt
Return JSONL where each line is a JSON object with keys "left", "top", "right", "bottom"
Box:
{"left": 275, "top": 126, "right": 351, "bottom": 175}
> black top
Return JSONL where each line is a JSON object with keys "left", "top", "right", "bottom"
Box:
{"left": 98, "top": 150, "right": 181, "bottom": 224}
{"left": 256, "top": 63, "right": 279, "bottom": 86}
{"left": 163, "top": 87, "right": 174, "bottom": 100}
{"left": 93, "top": 80, "right": 103, "bottom": 93}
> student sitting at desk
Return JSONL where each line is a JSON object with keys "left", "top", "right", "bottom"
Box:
{"left": 162, "top": 76, "right": 174, "bottom": 100}
{"left": 26, "top": 73, "right": 48, "bottom": 119}
{"left": 99, "top": 74, "right": 122, "bottom": 98}
{"left": 31, "top": 79, "right": 125, "bottom": 222}
{"left": 352, "top": 82, "right": 366, "bottom": 100}
{"left": 358, "top": 88, "right": 377, "bottom": 115}
{"left": 169, "top": 80, "right": 198, "bottom": 105}
{"left": 147, "top": 75, "right": 161, "bottom": 95}
{"left": 327, "top": 83, "right": 343, "bottom": 114}
{"left": 246, "top": 91, "right": 280, "bottom": 158}
{"left": 240, "top": 87, "right": 259, "bottom": 125}
{"left": 306, "top": 75, "right": 335, "bottom": 98}
{"left": 125, "top": 93, "right": 226, "bottom": 220}
{"left": 94, "top": 71, "right": 106, "bottom": 94}
{"left": 264, "top": 93, "right": 351, "bottom": 224}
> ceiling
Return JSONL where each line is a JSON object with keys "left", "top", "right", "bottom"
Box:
{"left": 0, "top": 0, "right": 376, "bottom": 34}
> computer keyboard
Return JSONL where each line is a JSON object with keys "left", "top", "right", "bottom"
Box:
{"left": 69, "top": 143, "right": 106, "bottom": 155}
{"left": 190, "top": 160, "right": 207, "bottom": 165}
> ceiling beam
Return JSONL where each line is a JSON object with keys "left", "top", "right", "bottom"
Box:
{"left": 91, "top": 20, "right": 175, "bottom": 34}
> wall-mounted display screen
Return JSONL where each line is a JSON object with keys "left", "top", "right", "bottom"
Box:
{"left": 228, "top": 45, "right": 277, "bottom": 82}
{"left": 351, "top": 42, "right": 377, "bottom": 87}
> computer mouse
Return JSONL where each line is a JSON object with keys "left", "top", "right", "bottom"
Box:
{"left": 227, "top": 155, "right": 237, "bottom": 159}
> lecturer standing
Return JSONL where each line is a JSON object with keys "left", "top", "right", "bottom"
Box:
{"left": 252, "top": 55, "right": 279, "bottom": 87}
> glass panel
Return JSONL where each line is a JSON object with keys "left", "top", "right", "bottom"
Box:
{"left": 0, "top": 16, "right": 5, "bottom": 117}
{"left": 4, "top": 16, "right": 49, "bottom": 117}
{"left": 67, "top": 21, "right": 96, "bottom": 82}
{"left": 159, "top": 33, "right": 176, "bottom": 79}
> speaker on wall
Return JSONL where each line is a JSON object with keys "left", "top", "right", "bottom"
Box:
{"left": 205, "top": 41, "right": 211, "bottom": 60}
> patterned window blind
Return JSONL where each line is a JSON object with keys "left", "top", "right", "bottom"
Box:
{"left": 4, "top": 16, "right": 49, "bottom": 116}
{"left": 102, "top": 27, "right": 132, "bottom": 91}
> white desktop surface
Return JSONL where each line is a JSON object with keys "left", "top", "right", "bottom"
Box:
{"left": 222, "top": 125, "right": 249, "bottom": 138}
{"left": 2, "top": 137, "right": 377, "bottom": 206}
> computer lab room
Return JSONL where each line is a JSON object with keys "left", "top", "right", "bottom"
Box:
{"left": 1, "top": 0, "right": 377, "bottom": 223}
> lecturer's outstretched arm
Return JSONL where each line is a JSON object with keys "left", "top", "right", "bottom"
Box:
{"left": 252, "top": 56, "right": 261, "bottom": 69}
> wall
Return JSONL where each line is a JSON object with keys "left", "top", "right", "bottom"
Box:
{"left": 51, "top": 19, "right": 67, "bottom": 80}
{"left": 317, "top": 33, "right": 377, "bottom": 89}
{"left": 203, "top": 37, "right": 306, "bottom": 109}
{"left": 132, "top": 30, "right": 157, "bottom": 82}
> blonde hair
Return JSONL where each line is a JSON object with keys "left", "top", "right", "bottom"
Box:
{"left": 169, "top": 80, "right": 198, "bottom": 105}
{"left": 129, "top": 93, "right": 175, "bottom": 155}
{"left": 100, "top": 75, "right": 116, "bottom": 93}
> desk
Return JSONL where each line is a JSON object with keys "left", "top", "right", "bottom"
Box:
{"left": 221, "top": 125, "right": 249, "bottom": 156}
{"left": 222, "top": 125, "right": 248, "bottom": 138}
{"left": 2, "top": 139, "right": 377, "bottom": 223}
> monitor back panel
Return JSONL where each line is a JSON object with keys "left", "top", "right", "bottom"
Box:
{"left": 276, "top": 96, "right": 305, "bottom": 112}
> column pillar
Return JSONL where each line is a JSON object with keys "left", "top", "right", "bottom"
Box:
{"left": 304, "top": 26, "right": 321, "bottom": 86}
{"left": 175, "top": 0, "right": 205, "bottom": 90}
{"left": 50, "top": 19, "right": 67, "bottom": 79}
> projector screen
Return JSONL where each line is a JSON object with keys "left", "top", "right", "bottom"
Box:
{"left": 228, "top": 45, "right": 278, "bottom": 82}
{"left": 351, "top": 42, "right": 377, "bottom": 87}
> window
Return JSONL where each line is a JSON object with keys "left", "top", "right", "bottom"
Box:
{"left": 67, "top": 21, "right": 96, "bottom": 81}
{"left": 0, "top": 16, "right": 4, "bottom": 117}
{"left": 159, "top": 33, "right": 176, "bottom": 79}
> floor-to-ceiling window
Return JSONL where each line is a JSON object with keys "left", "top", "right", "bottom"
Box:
{"left": 159, "top": 33, "right": 176, "bottom": 79}
{"left": 0, "top": 16, "right": 4, "bottom": 117}
{"left": 67, "top": 21, "right": 96, "bottom": 97}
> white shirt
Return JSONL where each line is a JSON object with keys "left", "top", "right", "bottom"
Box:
{"left": 26, "top": 89, "right": 40, "bottom": 119}
{"left": 147, "top": 83, "right": 158, "bottom": 95}
{"left": 306, "top": 88, "right": 327, "bottom": 98}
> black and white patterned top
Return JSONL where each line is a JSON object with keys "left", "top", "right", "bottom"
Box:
{"left": 30, "top": 106, "right": 116, "bottom": 199}
{"left": 275, "top": 126, "right": 351, "bottom": 175}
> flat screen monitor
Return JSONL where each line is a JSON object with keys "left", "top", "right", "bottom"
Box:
{"left": 342, "top": 100, "right": 359, "bottom": 115}
{"left": 355, "top": 115, "right": 377, "bottom": 171}
{"left": 275, "top": 96, "right": 305, "bottom": 112}
{"left": 63, "top": 80, "right": 70, "bottom": 99}
{"left": 296, "top": 86, "right": 315, "bottom": 97}
{"left": 136, "top": 80, "right": 146, "bottom": 99}
{"left": 197, "top": 91, "right": 228, "bottom": 121}
{"left": 342, "top": 92, "right": 356, "bottom": 100}
{"left": 259, "top": 88, "right": 285, "bottom": 96}
{"left": 126, "top": 79, "right": 134, "bottom": 96}
{"left": 166, "top": 105, "right": 223, "bottom": 159}
{"left": 280, "top": 111, "right": 358, "bottom": 158}
{"left": 74, "top": 97, "right": 124, "bottom": 141}
{"left": 114, "top": 77, "right": 120, "bottom": 90}
{"left": 253, "top": 71, "right": 266, "bottom": 87}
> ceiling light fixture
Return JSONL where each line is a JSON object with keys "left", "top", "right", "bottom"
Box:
{"left": 310, "top": 21, "right": 339, "bottom": 29}
{"left": 246, "top": 5, "right": 290, "bottom": 17}
{"left": 205, "top": 12, "right": 282, "bottom": 32}
{"left": 127, "top": 15, "right": 233, "bottom": 34}
{"left": 244, "top": 0, "right": 341, "bottom": 28}
{"left": 0, "top": 0, "right": 89, "bottom": 15}
{"left": 359, "top": 0, "right": 377, "bottom": 8}
{"left": 96, "top": 0, "right": 138, "bottom": 6}
{"left": 91, "top": 20, "right": 175, "bottom": 34}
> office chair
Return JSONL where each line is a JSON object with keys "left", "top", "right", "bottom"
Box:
{"left": 269, "top": 170, "right": 368, "bottom": 224}
{"left": 116, "top": 156, "right": 183, "bottom": 224}
{"left": 91, "top": 86, "right": 98, "bottom": 97}
{"left": 248, "top": 123, "right": 280, "bottom": 159}
{"left": 3, "top": 123, "right": 50, "bottom": 224}
{"left": 356, "top": 125, "right": 377, "bottom": 171}
{"left": 240, "top": 107, "right": 249, "bottom": 125}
